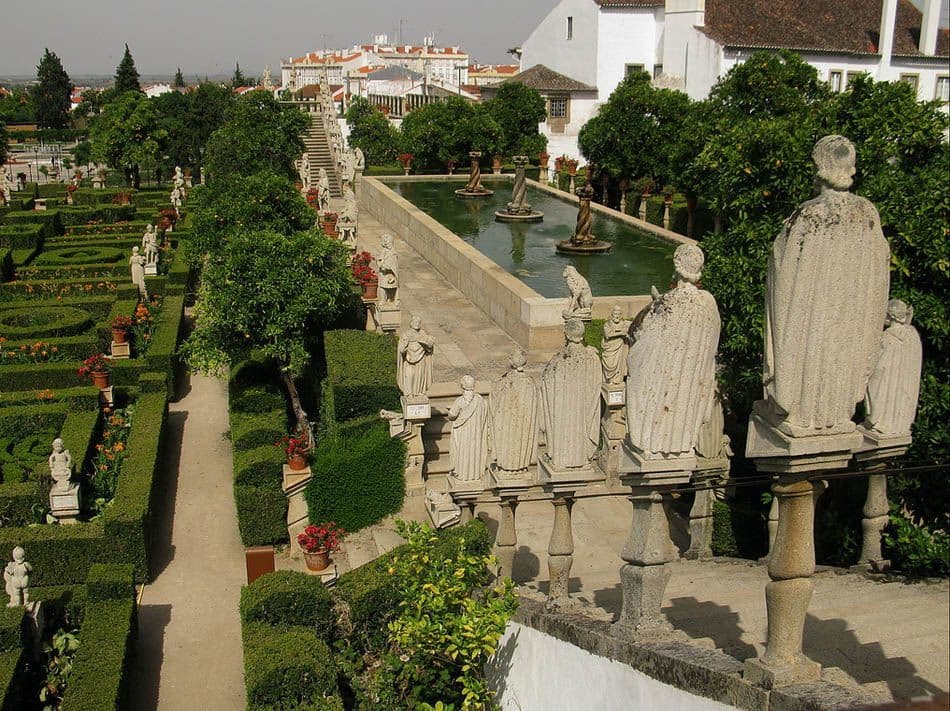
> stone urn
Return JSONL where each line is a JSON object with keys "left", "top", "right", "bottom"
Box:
{"left": 303, "top": 548, "right": 331, "bottom": 572}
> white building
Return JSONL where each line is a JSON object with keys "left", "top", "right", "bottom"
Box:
{"left": 515, "top": 0, "right": 950, "bottom": 159}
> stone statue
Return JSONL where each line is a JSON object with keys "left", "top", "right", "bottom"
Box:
{"left": 863, "top": 299, "right": 922, "bottom": 436}
{"left": 48, "top": 438, "right": 73, "bottom": 494}
{"left": 342, "top": 149, "right": 356, "bottom": 185}
{"left": 317, "top": 168, "right": 331, "bottom": 212}
{"left": 561, "top": 266, "right": 593, "bottom": 320}
{"left": 288, "top": 66, "right": 299, "bottom": 92}
{"left": 0, "top": 171, "right": 10, "bottom": 206}
{"left": 130, "top": 246, "right": 148, "bottom": 300}
{"left": 378, "top": 234, "right": 400, "bottom": 308}
{"left": 626, "top": 244, "right": 720, "bottom": 458}
{"left": 299, "top": 152, "right": 311, "bottom": 189}
{"left": 173, "top": 165, "right": 185, "bottom": 192}
{"left": 339, "top": 187, "right": 358, "bottom": 248}
{"left": 397, "top": 315, "right": 435, "bottom": 397}
{"left": 539, "top": 319, "right": 602, "bottom": 470}
{"left": 353, "top": 147, "right": 365, "bottom": 174}
{"left": 170, "top": 186, "right": 183, "bottom": 213}
{"left": 465, "top": 151, "right": 485, "bottom": 192}
{"left": 142, "top": 225, "right": 159, "bottom": 266}
{"left": 760, "top": 135, "right": 890, "bottom": 437}
{"left": 262, "top": 65, "right": 273, "bottom": 90}
{"left": 695, "top": 385, "right": 729, "bottom": 461}
{"left": 447, "top": 375, "right": 489, "bottom": 482}
{"left": 601, "top": 305, "right": 632, "bottom": 384}
{"left": 4, "top": 547, "right": 31, "bottom": 607}
{"left": 489, "top": 349, "right": 539, "bottom": 476}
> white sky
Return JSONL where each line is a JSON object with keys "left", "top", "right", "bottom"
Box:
{"left": 1, "top": 0, "right": 559, "bottom": 78}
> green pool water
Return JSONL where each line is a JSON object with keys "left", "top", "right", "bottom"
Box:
{"left": 392, "top": 181, "right": 677, "bottom": 298}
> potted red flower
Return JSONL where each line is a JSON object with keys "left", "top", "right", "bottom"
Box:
{"left": 492, "top": 155, "right": 503, "bottom": 174}
{"left": 306, "top": 187, "right": 320, "bottom": 207}
{"left": 538, "top": 150, "right": 550, "bottom": 166}
{"left": 356, "top": 265, "right": 378, "bottom": 299}
{"left": 321, "top": 212, "right": 339, "bottom": 237}
{"left": 111, "top": 315, "right": 133, "bottom": 344}
{"left": 446, "top": 159, "right": 456, "bottom": 175}
{"left": 398, "top": 153, "right": 413, "bottom": 175}
{"left": 66, "top": 183, "right": 78, "bottom": 204}
{"left": 566, "top": 159, "right": 579, "bottom": 177}
{"left": 297, "top": 522, "right": 345, "bottom": 572}
{"left": 78, "top": 353, "right": 111, "bottom": 389}
{"left": 554, "top": 156, "right": 564, "bottom": 174}
{"left": 277, "top": 434, "right": 310, "bottom": 471}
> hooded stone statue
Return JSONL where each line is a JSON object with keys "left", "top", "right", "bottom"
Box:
{"left": 489, "top": 349, "right": 539, "bottom": 476}
{"left": 863, "top": 299, "right": 922, "bottom": 436}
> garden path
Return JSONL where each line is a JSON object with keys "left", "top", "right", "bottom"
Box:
{"left": 127, "top": 367, "right": 247, "bottom": 710}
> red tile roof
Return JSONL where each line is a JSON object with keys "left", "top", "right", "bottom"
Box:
{"left": 702, "top": 0, "right": 949, "bottom": 57}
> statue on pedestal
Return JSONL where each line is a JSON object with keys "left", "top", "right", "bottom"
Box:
{"left": 489, "top": 349, "right": 539, "bottom": 477}
{"left": 142, "top": 225, "right": 159, "bottom": 267}
{"left": 0, "top": 171, "right": 10, "bottom": 207}
{"left": 299, "top": 152, "right": 311, "bottom": 190}
{"left": 353, "top": 147, "right": 365, "bottom": 175}
{"left": 625, "top": 244, "right": 720, "bottom": 458}
{"left": 397, "top": 316, "right": 434, "bottom": 397}
{"left": 447, "top": 375, "right": 489, "bottom": 482}
{"left": 317, "top": 168, "right": 331, "bottom": 212}
{"left": 48, "top": 439, "right": 73, "bottom": 493}
{"left": 129, "top": 246, "right": 148, "bottom": 300}
{"left": 378, "top": 234, "right": 399, "bottom": 308}
{"left": 601, "top": 305, "right": 632, "bottom": 384}
{"left": 760, "top": 135, "right": 890, "bottom": 437}
{"left": 4, "top": 547, "right": 31, "bottom": 607}
{"left": 539, "top": 319, "right": 602, "bottom": 470}
{"left": 863, "top": 299, "right": 922, "bottom": 436}
{"left": 561, "top": 266, "right": 593, "bottom": 321}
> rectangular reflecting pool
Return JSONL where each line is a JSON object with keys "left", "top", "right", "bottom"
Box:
{"left": 393, "top": 180, "right": 676, "bottom": 298}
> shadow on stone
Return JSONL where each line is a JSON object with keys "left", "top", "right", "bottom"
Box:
{"left": 803, "top": 614, "right": 945, "bottom": 702}
{"left": 148, "top": 410, "right": 186, "bottom": 579}
{"left": 591, "top": 582, "right": 623, "bottom": 616}
{"left": 128, "top": 603, "right": 172, "bottom": 711}
{"left": 512, "top": 545, "right": 541, "bottom": 583}
{"left": 665, "top": 596, "right": 757, "bottom": 660}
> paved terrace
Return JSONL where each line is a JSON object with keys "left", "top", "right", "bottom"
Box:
{"left": 333, "top": 192, "right": 950, "bottom": 705}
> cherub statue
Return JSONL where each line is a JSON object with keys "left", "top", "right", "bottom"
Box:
{"left": 4, "top": 547, "right": 31, "bottom": 607}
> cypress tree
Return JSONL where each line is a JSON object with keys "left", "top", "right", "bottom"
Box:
{"left": 31, "top": 49, "right": 73, "bottom": 129}
{"left": 115, "top": 44, "right": 141, "bottom": 93}
{"left": 174, "top": 67, "right": 185, "bottom": 88}
{"left": 232, "top": 62, "right": 247, "bottom": 87}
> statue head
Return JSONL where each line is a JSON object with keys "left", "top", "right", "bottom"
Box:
{"left": 610, "top": 305, "right": 623, "bottom": 322}
{"left": 508, "top": 348, "right": 527, "bottom": 371}
{"left": 885, "top": 298, "right": 913, "bottom": 326}
{"left": 51, "top": 438, "right": 64, "bottom": 453}
{"left": 11, "top": 547, "right": 24, "bottom": 563}
{"left": 410, "top": 314, "right": 422, "bottom": 330}
{"left": 673, "top": 244, "right": 704, "bottom": 284}
{"left": 564, "top": 318, "right": 585, "bottom": 344}
{"left": 563, "top": 266, "right": 579, "bottom": 289}
{"left": 813, "top": 135, "right": 856, "bottom": 191}
{"left": 132, "top": 246, "right": 140, "bottom": 255}
{"left": 382, "top": 234, "right": 394, "bottom": 250}
{"left": 460, "top": 374, "right": 475, "bottom": 392}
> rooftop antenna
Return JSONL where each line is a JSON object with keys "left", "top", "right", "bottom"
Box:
{"left": 399, "top": 19, "right": 405, "bottom": 45}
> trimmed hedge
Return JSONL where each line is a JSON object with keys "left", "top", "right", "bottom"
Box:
{"left": 1, "top": 210, "right": 62, "bottom": 239}
{"left": 0, "top": 305, "right": 93, "bottom": 339}
{"left": 34, "top": 245, "right": 126, "bottom": 265}
{"left": 239, "top": 571, "right": 334, "bottom": 635}
{"left": 235, "top": 485, "right": 288, "bottom": 547}
{"left": 321, "top": 330, "right": 400, "bottom": 424}
{"left": 242, "top": 622, "right": 339, "bottom": 710}
{"left": 234, "top": 445, "right": 285, "bottom": 487}
{"left": 0, "top": 250, "right": 11, "bottom": 282}
{"left": 0, "top": 223, "right": 45, "bottom": 249}
{"left": 85, "top": 562, "right": 136, "bottom": 601}
{"left": 305, "top": 417, "right": 405, "bottom": 533}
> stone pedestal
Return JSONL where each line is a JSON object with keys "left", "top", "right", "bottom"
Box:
{"left": 684, "top": 461, "right": 727, "bottom": 561}
{"left": 760, "top": 490, "right": 779, "bottom": 564}
{"left": 490, "top": 475, "right": 533, "bottom": 581}
{"left": 599, "top": 384, "right": 626, "bottom": 483}
{"left": 362, "top": 297, "right": 378, "bottom": 331}
{"left": 447, "top": 473, "right": 485, "bottom": 526}
{"left": 611, "top": 476, "right": 688, "bottom": 640}
{"left": 399, "top": 395, "right": 429, "bottom": 492}
{"left": 746, "top": 411, "right": 859, "bottom": 474}
{"left": 426, "top": 488, "right": 462, "bottom": 528}
{"left": 376, "top": 304, "right": 402, "bottom": 333}
{"left": 99, "top": 385, "right": 115, "bottom": 410}
{"left": 92, "top": 177, "right": 104, "bottom": 189}
{"left": 619, "top": 439, "right": 697, "bottom": 480}
{"left": 401, "top": 395, "right": 431, "bottom": 422}
{"left": 110, "top": 341, "right": 130, "bottom": 360}
{"left": 283, "top": 464, "right": 313, "bottom": 559}
{"left": 49, "top": 483, "right": 81, "bottom": 523}
{"left": 144, "top": 263, "right": 158, "bottom": 276}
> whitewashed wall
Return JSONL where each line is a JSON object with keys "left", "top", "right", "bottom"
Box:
{"left": 540, "top": 95, "right": 601, "bottom": 163}
{"left": 488, "top": 623, "right": 736, "bottom": 711}
{"left": 596, "top": 8, "right": 661, "bottom": 98}
{"left": 520, "top": 0, "right": 600, "bottom": 88}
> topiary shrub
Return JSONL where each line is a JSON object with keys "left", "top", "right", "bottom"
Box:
{"left": 242, "top": 622, "right": 339, "bottom": 710}
{"left": 0, "top": 306, "right": 92, "bottom": 339}
{"left": 321, "top": 330, "right": 400, "bottom": 423}
{"left": 305, "top": 418, "right": 405, "bottom": 533}
{"left": 84, "top": 563, "right": 135, "bottom": 601}
{"left": 240, "top": 571, "right": 334, "bottom": 635}
{"left": 234, "top": 484, "right": 288, "bottom": 547}
{"left": 233, "top": 445, "right": 284, "bottom": 488}
{"left": 34, "top": 246, "right": 125, "bottom": 265}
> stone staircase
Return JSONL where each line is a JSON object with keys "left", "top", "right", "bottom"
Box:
{"left": 304, "top": 114, "right": 342, "bottom": 198}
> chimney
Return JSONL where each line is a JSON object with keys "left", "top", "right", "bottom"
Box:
{"left": 919, "top": 0, "right": 941, "bottom": 54}
{"left": 878, "top": 0, "right": 898, "bottom": 70}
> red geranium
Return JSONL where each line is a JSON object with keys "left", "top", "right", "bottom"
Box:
{"left": 297, "top": 522, "right": 345, "bottom": 553}
{"left": 275, "top": 434, "right": 309, "bottom": 458}
{"left": 77, "top": 353, "right": 110, "bottom": 379}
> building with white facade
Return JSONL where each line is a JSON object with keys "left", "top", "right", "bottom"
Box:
{"left": 514, "top": 0, "right": 950, "bottom": 159}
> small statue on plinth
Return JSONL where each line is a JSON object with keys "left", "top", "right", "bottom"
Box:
{"left": 317, "top": 168, "right": 331, "bottom": 213}
{"left": 863, "top": 299, "right": 922, "bottom": 437}
{"left": 455, "top": 151, "right": 494, "bottom": 198}
{"left": 48, "top": 438, "right": 73, "bottom": 493}
{"left": 170, "top": 186, "right": 183, "bottom": 215}
{"left": 338, "top": 187, "right": 358, "bottom": 248}
{"left": 130, "top": 246, "right": 148, "bottom": 300}
{"left": 556, "top": 184, "right": 611, "bottom": 253}
{"left": 495, "top": 156, "right": 543, "bottom": 222}
{"left": 4, "top": 547, "right": 31, "bottom": 607}
{"left": 142, "top": 224, "right": 159, "bottom": 273}
{"left": 353, "top": 147, "right": 365, "bottom": 177}
{"left": 489, "top": 349, "right": 539, "bottom": 479}
{"left": 601, "top": 305, "right": 632, "bottom": 384}
{"left": 299, "top": 152, "right": 311, "bottom": 190}
{"left": 561, "top": 266, "right": 593, "bottom": 321}
{"left": 397, "top": 315, "right": 435, "bottom": 397}
{"left": 447, "top": 375, "right": 489, "bottom": 483}
{"left": 378, "top": 234, "right": 400, "bottom": 309}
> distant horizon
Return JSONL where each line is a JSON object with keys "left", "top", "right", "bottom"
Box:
{"left": 0, "top": 0, "right": 558, "bottom": 78}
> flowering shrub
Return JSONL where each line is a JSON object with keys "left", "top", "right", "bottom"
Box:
{"left": 352, "top": 251, "right": 372, "bottom": 269}
{"left": 398, "top": 153, "right": 413, "bottom": 168}
{"left": 0, "top": 338, "right": 66, "bottom": 365}
{"left": 111, "top": 191, "right": 132, "bottom": 205}
{"left": 77, "top": 353, "right": 110, "bottom": 379}
{"left": 306, "top": 188, "right": 320, "bottom": 206}
{"left": 111, "top": 315, "right": 133, "bottom": 331}
{"left": 87, "top": 407, "right": 133, "bottom": 512}
{"left": 352, "top": 265, "right": 377, "bottom": 283}
{"left": 276, "top": 434, "right": 309, "bottom": 459}
{"left": 297, "top": 522, "right": 344, "bottom": 553}
{"left": 66, "top": 183, "right": 78, "bottom": 194}
{"left": 130, "top": 302, "right": 157, "bottom": 354}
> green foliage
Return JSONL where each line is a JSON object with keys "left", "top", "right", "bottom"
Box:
{"left": 242, "top": 622, "right": 339, "bottom": 710}
{"left": 88, "top": 92, "right": 168, "bottom": 188}
{"left": 31, "top": 49, "right": 73, "bottom": 130}
{"left": 240, "top": 571, "right": 334, "bottom": 635}
{"left": 0, "top": 122, "right": 7, "bottom": 169}
{"left": 186, "top": 172, "right": 313, "bottom": 264}
{"left": 234, "top": 484, "right": 288, "bottom": 546}
{"left": 39, "top": 627, "right": 80, "bottom": 710}
{"left": 305, "top": 418, "right": 405, "bottom": 533}
{"left": 345, "top": 97, "right": 401, "bottom": 166}
{"left": 883, "top": 505, "right": 950, "bottom": 577}
{"left": 113, "top": 44, "right": 141, "bottom": 94}
{"left": 483, "top": 82, "right": 548, "bottom": 158}
{"left": 174, "top": 68, "right": 185, "bottom": 88}
{"left": 152, "top": 82, "right": 234, "bottom": 175}
{"left": 0, "top": 88, "right": 35, "bottom": 124}
{"left": 381, "top": 520, "right": 517, "bottom": 709}
{"left": 400, "top": 98, "right": 503, "bottom": 169}
{"left": 232, "top": 62, "right": 248, "bottom": 88}
{"left": 321, "top": 330, "right": 400, "bottom": 423}
{"left": 204, "top": 92, "right": 307, "bottom": 181}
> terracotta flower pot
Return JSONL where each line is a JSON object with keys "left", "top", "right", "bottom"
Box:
{"left": 361, "top": 280, "right": 379, "bottom": 300}
{"left": 288, "top": 452, "right": 308, "bottom": 471}
{"left": 112, "top": 328, "right": 129, "bottom": 344}
{"left": 91, "top": 370, "right": 110, "bottom": 389}
{"left": 303, "top": 548, "right": 331, "bottom": 572}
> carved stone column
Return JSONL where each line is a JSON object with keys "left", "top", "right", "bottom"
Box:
{"left": 495, "top": 497, "right": 519, "bottom": 580}
{"left": 545, "top": 494, "right": 575, "bottom": 608}
{"left": 760, "top": 491, "right": 780, "bottom": 564}
{"left": 684, "top": 486, "right": 715, "bottom": 561}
